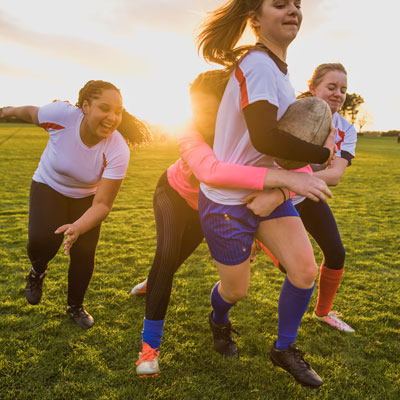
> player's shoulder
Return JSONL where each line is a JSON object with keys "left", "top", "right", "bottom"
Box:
{"left": 109, "top": 130, "right": 130, "bottom": 152}
{"left": 240, "top": 49, "right": 276, "bottom": 70}
{"left": 333, "top": 113, "right": 357, "bottom": 135}
{"left": 38, "top": 101, "right": 80, "bottom": 129}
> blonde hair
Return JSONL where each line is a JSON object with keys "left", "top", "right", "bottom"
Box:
{"left": 197, "top": 0, "right": 264, "bottom": 67}
{"left": 298, "top": 63, "right": 347, "bottom": 99}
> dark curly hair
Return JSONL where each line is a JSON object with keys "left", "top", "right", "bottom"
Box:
{"left": 76, "top": 80, "right": 152, "bottom": 147}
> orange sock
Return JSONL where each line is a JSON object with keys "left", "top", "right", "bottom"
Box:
{"left": 256, "top": 239, "right": 280, "bottom": 268}
{"left": 315, "top": 265, "right": 344, "bottom": 317}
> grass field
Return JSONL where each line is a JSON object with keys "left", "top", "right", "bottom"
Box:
{"left": 0, "top": 123, "right": 399, "bottom": 400}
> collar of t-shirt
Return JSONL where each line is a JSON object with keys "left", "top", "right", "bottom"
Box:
{"left": 255, "top": 42, "right": 288, "bottom": 75}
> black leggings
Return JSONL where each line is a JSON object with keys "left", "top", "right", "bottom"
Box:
{"left": 295, "top": 198, "right": 345, "bottom": 270}
{"left": 27, "top": 181, "right": 101, "bottom": 306}
{"left": 145, "top": 172, "right": 204, "bottom": 320}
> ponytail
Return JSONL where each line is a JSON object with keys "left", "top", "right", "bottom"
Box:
{"left": 197, "top": 0, "right": 264, "bottom": 67}
{"left": 118, "top": 109, "right": 152, "bottom": 148}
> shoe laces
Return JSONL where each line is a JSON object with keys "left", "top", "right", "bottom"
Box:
{"left": 290, "top": 345, "right": 311, "bottom": 369}
{"left": 27, "top": 270, "right": 46, "bottom": 286}
{"left": 136, "top": 344, "right": 159, "bottom": 366}
{"left": 68, "top": 305, "right": 87, "bottom": 317}
{"left": 216, "top": 323, "right": 240, "bottom": 341}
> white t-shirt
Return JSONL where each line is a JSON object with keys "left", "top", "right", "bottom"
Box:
{"left": 200, "top": 49, "right": 296, "bottom": 205}
{"left": 292, "top": 112, "right": 357, "bottom": 206}
{"left": 33, "top": 101, "right": 130, "bottom": 198}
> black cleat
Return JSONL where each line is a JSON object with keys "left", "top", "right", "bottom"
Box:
{"left": 208, "top": 312, "right": 239, "bottom": 357}
{"left": 25, "top": 268, "right": 47, "bottom": 305}
{"left": 67, "top": 305, "right": 94, "bottom": 329}
{"left": 270, "top": 341, "right": 323, "bottom": 389}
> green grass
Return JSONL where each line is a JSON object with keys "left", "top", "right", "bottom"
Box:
{"left": 0, "top": 124, "right": 399, "bottom": 399}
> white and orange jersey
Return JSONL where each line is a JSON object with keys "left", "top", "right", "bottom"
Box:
{"left": 292, "top": 112, "right": 357, "bottom": 206}
{"left": 331, "top": 112, "right": 357, "bottom": 163}
{"left": 33, "top": 101, "right": 129, "bottom": 198}
{"left": 201, "top": 49, "right": 296, "bottom": 205}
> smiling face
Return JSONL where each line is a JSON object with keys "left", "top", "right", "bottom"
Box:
{"left": 81, "top": 89, "right": 123, "bottom": 145}
{"left": 250, "top": 0, "right": 302, "bottom": 50}
{"left": 310, "top": 70, "right": 347, "bottom": 114}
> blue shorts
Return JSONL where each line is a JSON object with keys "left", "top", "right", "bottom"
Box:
{"left": 198, "top": 190, "right": 299, "bottom": 266}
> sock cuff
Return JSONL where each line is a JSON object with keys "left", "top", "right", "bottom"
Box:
{"left": 320, "top": 265, "right": 344, "bottom": 281}
{"left": 283, "top": 276, "right": 315, "bottom": 297}
{"left": 143, "top": 318, "right": 165, "bottom": 330}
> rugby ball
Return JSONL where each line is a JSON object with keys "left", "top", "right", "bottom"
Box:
{"left": 275, "top": 97, "right": 332, "bottom": 169}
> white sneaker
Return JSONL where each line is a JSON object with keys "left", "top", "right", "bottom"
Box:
{"left": 313, "top": 311, "right": 355, "bottom": 333}
{"left": 130, "top": 279, "right": 147, "bottom": 296}
{"left": 136, "top": 342, "right": 159, "bottom": 377}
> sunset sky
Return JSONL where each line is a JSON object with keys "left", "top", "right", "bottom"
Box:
{"left": 1, "top": 0, "right": 399, "bottom": 132}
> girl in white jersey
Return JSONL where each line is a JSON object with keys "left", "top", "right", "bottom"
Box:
{"left": 196, "top": 0, "right": 336, "bottom": 389}
{"left": 0, "top": 80, "right": 150, "bottom": 328}
{"left": 254, "top": 63, "right": 357, "bottom": 333}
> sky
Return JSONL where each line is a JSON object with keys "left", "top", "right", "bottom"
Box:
{"left": 0, "top": 0, "right": 399, "bottom": 132}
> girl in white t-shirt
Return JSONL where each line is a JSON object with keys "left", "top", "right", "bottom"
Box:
{"left": 196, "top": 0, "right": 336, "bottom": 389}
{"left": 0, "top": 80, "right": 150, "bottom": 328}
{"left": 254, "top": 63, "right": 357, "bottom": 333}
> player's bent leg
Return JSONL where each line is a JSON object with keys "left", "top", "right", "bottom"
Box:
{"left": 257, "top": 217, "right": 322, "bottom": 388}
{"left": 208, "top": 259, "right": 250, "bottom": 357}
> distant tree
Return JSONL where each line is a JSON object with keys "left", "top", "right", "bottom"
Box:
{"left": 357, "top": 107, "right": 374, "bottom": 133}
{"left": 340, "top": 93, "right": 364, "bottom": 125}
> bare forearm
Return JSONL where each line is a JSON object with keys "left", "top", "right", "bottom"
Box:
{"left": 72, "top": 203, "right": 111, "bottom": 235}
{"left": 1, "top": 106, "right": 39, "bottom": 124}
{"left": 313, "top": 169, "right": 341, "bottom": 186}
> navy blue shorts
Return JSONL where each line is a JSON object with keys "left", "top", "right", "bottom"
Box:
{"left": 198, "top": 190, "right": 299, "bottom": 266}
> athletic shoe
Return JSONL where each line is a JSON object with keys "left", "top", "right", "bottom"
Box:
{"left": 25, "top": 267, "right": 47, "bottom": 305}
{"left": 270, "top": 341, "right": 323, "bottom": 389}
{"left": 208, "top": 312, "right": 239, "bottom": 357}
{"left": 130, "top": 279, "right": 147, "bottom": 296}
{"left": 136, "top": 342, "right": 159, "bottom": 377}
{"left": 313, "top": 311, "right": 355, "bottom": 333}
{"left": 66, "top": 305, "right": 94, "bottom": 329}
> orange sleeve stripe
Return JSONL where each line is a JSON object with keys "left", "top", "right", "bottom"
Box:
{"left": 235, "top": 67, "right": 249, "bottom": 109}
{"left": 39, "top": 122, "right": 65, "bottom": 131}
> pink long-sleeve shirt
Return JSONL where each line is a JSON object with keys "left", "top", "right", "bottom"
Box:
{"left": 167, "top": 126, "right": 268, "bottom": 210}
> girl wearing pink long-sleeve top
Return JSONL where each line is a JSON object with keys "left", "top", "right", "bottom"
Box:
{"left": 134, "top": 70, "right": 331, "bottom": 377}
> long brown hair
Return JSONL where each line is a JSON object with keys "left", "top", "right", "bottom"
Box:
{"left": 197, "top": 0, "right": 264, "bottom": 67}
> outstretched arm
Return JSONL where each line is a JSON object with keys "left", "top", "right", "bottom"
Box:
{"left": 0, "top": 106, "right": 39, "bottom": 125}
{"left": 55, "top": 178, "right": 122, "bottom": 255}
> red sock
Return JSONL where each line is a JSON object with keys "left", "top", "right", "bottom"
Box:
{"left": 256, "top": 239, "right": 280, "bottom": 268}
{"left": 315, "top": 265, "right": 344, "bottom": 317}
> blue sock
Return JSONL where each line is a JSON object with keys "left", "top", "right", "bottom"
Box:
{"left": 275, "top": 277, "right": 315, "bottom": 350}
{"left": 211, "top": 281, "right": 235, "bottom": 324}
{"left": 141, "top": 318, "right": 165, "bottom": 349}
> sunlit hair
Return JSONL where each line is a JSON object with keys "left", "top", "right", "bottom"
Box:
{"left": 118, "top": 109, "right": 152, "bottom": 147}
{"left": 298, "top": 63, "right": 348, "bottom": 99}
{"left": 76, "top": 80, "right": 121, "bottom": 107}
{"left": 76, "top": 80, "right": 151, "bottom": 147}
{"left": 197, "top": 0, "right": 264, "bottom": 67}
{"left": 189, "top": 69, "right": 231, "bottom": 101}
